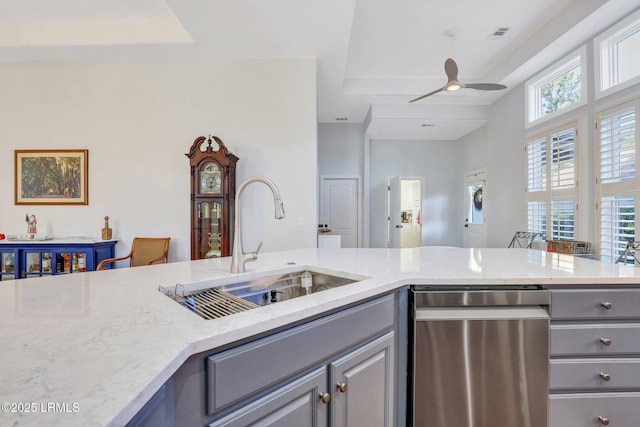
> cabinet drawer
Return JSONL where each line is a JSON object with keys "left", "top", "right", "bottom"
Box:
{"left": 550, "top": 358, "right": 640, "bottom": 391}
{"left": 206, "top": 294, "right": 395, "bottom": 415}
{"left": 551, "top": 323, "right": 640, "bottom": 356}
{"left": 549, "top": 392, "right": 640, "bottom": 427}
{"left": 551, "top": 289, "right": 640, "bottom": 320}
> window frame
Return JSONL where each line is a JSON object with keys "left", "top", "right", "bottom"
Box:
{"left": 594, "top": 8, "right": 640, "bottom": 100}
{"left": 525, "top": 121, "right": 580, "bottom": 241}
{"left": 596, "top": 98, "right": 640, "bottom": 262}
{"left": 525, "top": 46, "right": 587, "bottom": 129}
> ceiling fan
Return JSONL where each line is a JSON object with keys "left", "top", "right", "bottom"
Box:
{"left": 409, "top": 57, "right": 507, "bottom": 103}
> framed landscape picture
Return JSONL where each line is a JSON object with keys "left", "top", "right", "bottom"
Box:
{"left": 14, "top": 149, "right": 89, "bottom": 205}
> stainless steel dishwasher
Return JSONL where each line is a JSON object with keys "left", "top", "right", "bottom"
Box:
{"left": 409, "top": 285, "right": 550, "bottom": 427}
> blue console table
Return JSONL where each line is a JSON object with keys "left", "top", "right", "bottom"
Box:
{"left": 0, "top": 238, "right": 118, "bottom": 281}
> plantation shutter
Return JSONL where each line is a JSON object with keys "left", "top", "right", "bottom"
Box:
{"left": 600, "top": 195, "right": 635, "bottom": 263}
{"left": 527, "top": 137, "right": 547, "bottom": 192}
{"left": 550, "top": 199, "right": 575, "bottom": 241}
{"left": 599, "top": 105, "right": 636, "bottom": 184}
{"left": 527, "top": 201, "right": 547, "bottom": 238}
{"left": 550, "top": 128, "right": 575, "bottom": 189}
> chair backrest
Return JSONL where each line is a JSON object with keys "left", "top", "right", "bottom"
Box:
{"left": 129, "top": 237, "right": 170, "bottom": 267}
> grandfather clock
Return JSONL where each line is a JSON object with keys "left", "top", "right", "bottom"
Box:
{"left": 186, "top": 135, "right": 238, "bottom": 260}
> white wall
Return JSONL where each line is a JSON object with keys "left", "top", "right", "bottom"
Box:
{"left": 0, "top": 58, "right": 318, "bottom": 263}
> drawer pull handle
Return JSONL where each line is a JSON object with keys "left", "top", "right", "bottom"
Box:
{"left": 319, "top": 392, "right": 331, "bottom": 404}
{"left": 337, "top": 382, "right": 348, "bottom": 393}
{"left": 600, "top": 338, "right": 612, "bottom": 346}
{"left": 601, "top": 301, "right": 613, "bottom": 309}
{"left": 599, "top": 372, "right": 611, "bottom": 381}
{"left": 598, "top": 416, "right": 610, "bottom": 425}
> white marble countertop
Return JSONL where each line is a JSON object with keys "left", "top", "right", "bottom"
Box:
{"left": 2, "top": 247, "right": 640, "bottom": 426}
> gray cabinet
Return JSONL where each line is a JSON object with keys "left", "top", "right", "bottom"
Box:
{"left": 549, "top": 287, "right": 640, "bottom": 427}
{"left": 330, "top": 332, "right": 395, "bottom": 427}
{"left": 126, "top": 382, "right": 175, "bottom": 427}
{"left": 209, "top": 331, "right": 395, "bottom": 427}
{"left": 208, "top": 367, "right": 328, "bottom": 427}
{"left": 205, "top": 294, "right": 397, "bottom": 426}
{"left": 130, "top": 291, "right": 402, "bottom": 427}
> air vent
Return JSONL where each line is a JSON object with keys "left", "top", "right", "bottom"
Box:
{"left": 490, "top": 27, "right": 510, "bottom": 39}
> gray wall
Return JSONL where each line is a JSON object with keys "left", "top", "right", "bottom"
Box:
{"left": 318, "top": 123, "right": 364, "bottom": 176}
{"left": 486, "top": 85, "right": 527, "bottom": 247}
{"left": 369, "top": 139, "right": 462, "bottom": 248}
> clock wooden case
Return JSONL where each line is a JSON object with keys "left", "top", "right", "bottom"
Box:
{"left": 186, "top": 135, "right": 238, "bottom": 260}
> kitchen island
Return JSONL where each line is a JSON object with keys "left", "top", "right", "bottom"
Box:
{"left": 2, "top": 246, "right": 640, "bottom": 426}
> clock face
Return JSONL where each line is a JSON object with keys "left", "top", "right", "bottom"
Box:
{"left": 200, "top": 162, "right": 222, "bottom": 194}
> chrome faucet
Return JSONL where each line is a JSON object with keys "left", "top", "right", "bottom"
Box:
{"left": 230, "top": 176, "right": 285, "bottom": 273}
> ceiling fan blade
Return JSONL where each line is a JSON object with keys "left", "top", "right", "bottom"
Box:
{"left": 463, "top": 83, "right": 507, "bottom": 91}
{"left": 409, "top": 86, "right": 445, "bottom": 103}
{"left": 444, "top": 58, "right": 458, "bottom": 82}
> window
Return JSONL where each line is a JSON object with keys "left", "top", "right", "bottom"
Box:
{"left": 527, "top": 201, "right": 546, "bottom": 236}
{"left": 595, "top": 9, "right": 640, "bottom": 98}
{"left": 525, "top": 123, "right": 578, "bottom": 241}
{"left": 550, "top": 128, "right": 575, "bottom": 189}
{"left": 526, "top": 47, "right": 586, "bottom": 127}
{"left": 599, "top": 195, "right": 635, "bottom": 263}
{"left": 597, "top": 100, "right": 639, "bottom": 263}
{"left": 551, "top": 199, "right": 575, "bottom": 241}
{"left": 599, "top": 105, "right": 635, "bottom": 184}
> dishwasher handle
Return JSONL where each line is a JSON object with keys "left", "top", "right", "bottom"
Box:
{"left": 412, "top": 289, "right": 550, "bottom": 308}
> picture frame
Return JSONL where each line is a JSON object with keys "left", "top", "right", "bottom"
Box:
{"left": 14, "top": 149, "right": 89, "bottom": 205}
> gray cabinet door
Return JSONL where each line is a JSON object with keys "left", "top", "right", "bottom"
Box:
{"left": 208, "top": 367, "right": 328, "bottom": 427}
{"left": 126, "top": 382, "right": 175, "bottom": 427}
{"left": 330, "top": 332, "right": 395, "bottom": 427}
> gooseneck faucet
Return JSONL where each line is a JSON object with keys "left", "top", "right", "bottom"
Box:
{"left": 230, "top": 176, "right": 285, "bottom": 273}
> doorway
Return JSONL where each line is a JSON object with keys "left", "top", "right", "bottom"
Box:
{"left": 319, "top": 176, "right": 361, "bottom": 248}
{"left": 388, "top": 176, "right": 423, "bottom": 248}
{"left": 463, "top": 170, "right": 487, "bottom": 248}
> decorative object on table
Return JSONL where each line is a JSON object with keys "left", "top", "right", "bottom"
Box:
{"left": 186, "top": 135, "right": 238, "bottom": 260}
{"left": 546, "top": 240, "right": 592, "bottom": 255}
{"left": 101, "top": 216, "right": 113, "bottom": 240}
{"left": 25, "top": 213, "right": 37, "bottom": 236}
{"left": 14, "top": 149, "right": 88, "bottom": 205}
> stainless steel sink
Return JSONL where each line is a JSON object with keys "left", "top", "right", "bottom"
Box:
{"left": 159, "top": 268, "right": 366, "bottom": 320}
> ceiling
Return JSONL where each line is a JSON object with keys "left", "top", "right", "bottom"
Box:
{"left": 0, "top": 0, "right": 638, "bottom": 140}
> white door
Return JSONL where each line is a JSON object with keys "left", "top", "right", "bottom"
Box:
{"left": 388, "top": 176, "right": 402, "bottom": 248}
{"left": 388, "top": 177, "right": 422, "bottom": 248}
{"left": 320, "top": 176, "right": 360, "bottom": 248}
{"left": 463, "top": 171, "right": 487, "bottom": 248}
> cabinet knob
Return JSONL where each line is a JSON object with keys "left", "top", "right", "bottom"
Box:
{"left": 598, "top": 416, "right": 610, "bottom": 425}
{"left": 599, "top": 372, "right": 611, "bottom": 381}
{"left": 601, "top": 301, "right": 613, "bottom": 309}
{"left": 600, "top": 337, "right": 612, "bottom": 346}
{"left": 319, "top": 392, "right": 331, "bottom": 404}
{"left": 337, "top": 382, "right": 348, "bottom": 393}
